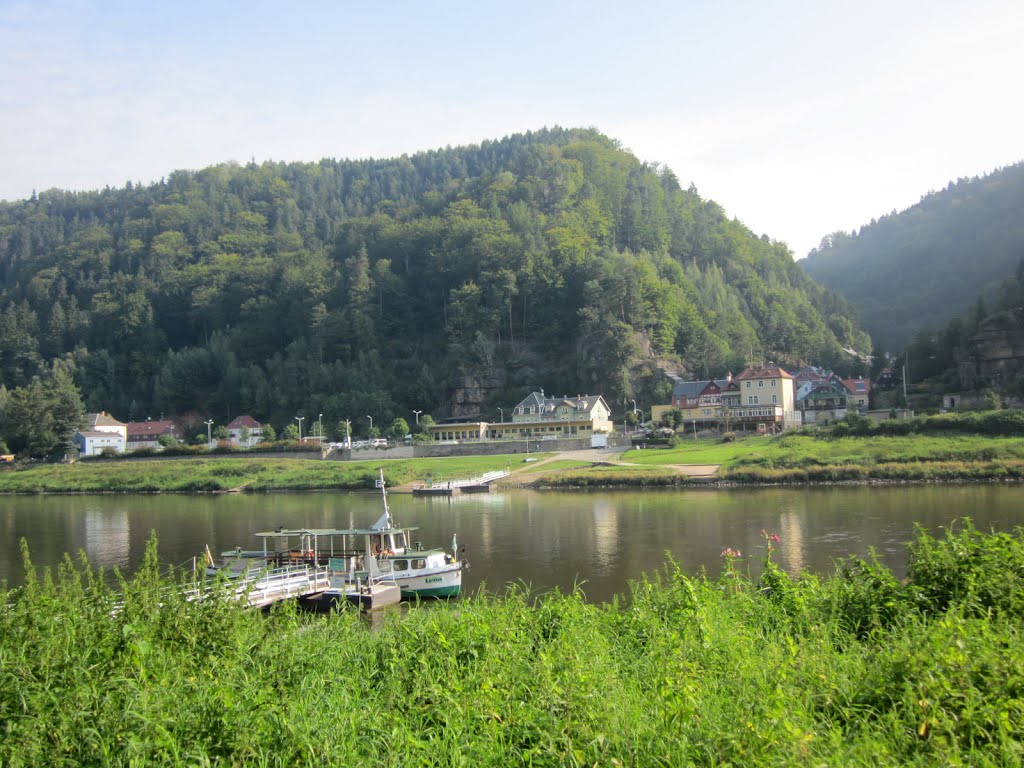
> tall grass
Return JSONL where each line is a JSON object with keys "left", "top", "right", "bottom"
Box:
{"left": 2, "top": 523, "right": 1022, "bottom": 765}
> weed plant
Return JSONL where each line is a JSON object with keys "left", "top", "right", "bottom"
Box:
{"left": 2, "top": 523, "right": 1022, "bottom": 765}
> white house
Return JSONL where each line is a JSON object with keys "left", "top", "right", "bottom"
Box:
{"left": 226, "top": 415, "right": 264, "bottom": 447}
{"left": 73, "top": 430, "right": 126, "bottom": 456}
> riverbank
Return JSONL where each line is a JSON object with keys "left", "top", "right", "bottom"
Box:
{"left": 3, "top": 523, "right": 1021, "bottom": 765}
{"left": 3, "top": 431, "right": 1024, "bottom": 493}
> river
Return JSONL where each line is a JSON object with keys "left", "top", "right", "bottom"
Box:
{"left": 3, "top": 484, "right": 1023, "bottom": 600}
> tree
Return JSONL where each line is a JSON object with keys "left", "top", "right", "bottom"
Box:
{"left": 281, "top": 424, "right": 299, "bottom": 441}
{"left": 213, "top": 425, "right": 229, "bottom": 441}
{"left": 261, "top": 423, "right": 277, "bottom": 442}
{"left": 2, "top": 365, "right": 84, "bottom": 458}
{"left": 387, "top": 417, "right": 409, "bottom": 443}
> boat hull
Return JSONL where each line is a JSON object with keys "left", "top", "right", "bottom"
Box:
{"left": 390, "top": 562, "right": 463, "bottom": 598}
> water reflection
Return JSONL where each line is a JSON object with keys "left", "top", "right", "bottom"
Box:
{"left": 3, "top": 485, "right": 1024, "bottom": 602}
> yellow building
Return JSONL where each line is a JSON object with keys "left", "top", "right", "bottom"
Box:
{"left": 427, "top": 391, "right": 612, "bottom": 442}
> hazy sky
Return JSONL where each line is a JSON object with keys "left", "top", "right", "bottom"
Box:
{"left": 2, "top": 0, "right": 1022, "bottom": 258}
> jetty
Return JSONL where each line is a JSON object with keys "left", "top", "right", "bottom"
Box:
{"left": 412, "top": 469, "right": 510, "bottom": 496}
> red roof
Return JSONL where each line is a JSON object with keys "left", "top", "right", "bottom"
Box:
{"left": 842, "top": 378, "right": 871, "bottom": 395}
{"left": 227, "top": 415, "right": 262, "bottom": 429}
{"left": 736, "top": 366, "right": 793, "bottom": 380}
{"left": 124, "top": 420, "right": 177, "bottom": 438}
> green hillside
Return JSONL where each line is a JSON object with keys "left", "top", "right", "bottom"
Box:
{"left": 0, "top": 127, "right": 867, "bottom": 441}
{"left": 801, "top": 161, "right": 1024, "bottom": 351}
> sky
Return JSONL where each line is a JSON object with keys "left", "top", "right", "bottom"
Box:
{"left": 2, "top": 0, "right": 1022, "bottom": 258}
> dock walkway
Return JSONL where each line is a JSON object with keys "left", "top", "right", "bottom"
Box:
{"left": 192, "top": 564, "right": 330, "bottom": 609}
{"left": 413, "top": 469, "right": 510, "bottom": 496}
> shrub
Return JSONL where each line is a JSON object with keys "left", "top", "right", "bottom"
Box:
{"left": 906, "top": 519, "right": 1024, "bottom": 619}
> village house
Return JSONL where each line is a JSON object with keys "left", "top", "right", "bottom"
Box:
{"left": 654, "top": 376, "right": 733, "bottom": 432}
{"left": 841, "top": 377, "right": 871, "bottom": 410}
{"left": 226, "top": 415, "right": 264, "bottom": 447}
{"left": 73, "top": 412, "right": 128, "bottom": 454}
{"left": 124, "top": 420, "right": 179, "bottom": 451}
{"left": 722, "top": 365, "right": 800, "bottom": 432}
{"left": 72, "top": 429, "right": 125, "bottom": 456}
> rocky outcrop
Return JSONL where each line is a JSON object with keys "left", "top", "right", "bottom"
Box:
{"left": 959, "top": 308, "right": 1024, "bottom": 388}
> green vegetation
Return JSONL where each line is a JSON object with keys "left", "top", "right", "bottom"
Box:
{"left": 801, "top": 161, "right": 1024, "bottom": 351}
{"left": 0, "top": 454, "right": 530, "bottom": 494}
{"left": 3, "top": 523, "right": 1023, "bottom": 765}
{"left": 0, "top": 128, "right": 868, "bottom": 451}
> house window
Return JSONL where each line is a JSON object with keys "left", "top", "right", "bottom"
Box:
{"left": 772, "top": 395, "right": 777, "bottom": 404}
{"left": 745, "top": 381, "right": 751, "bottom": 389}
{"left": 771, "top": 380, "right": 776, "bottom": 387}
{"left": 758, "top": 380, "right": 764, "bottom": 388}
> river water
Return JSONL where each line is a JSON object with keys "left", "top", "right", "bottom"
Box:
{"left": 3, "top": 485, "right": 1023, "bottom": 600}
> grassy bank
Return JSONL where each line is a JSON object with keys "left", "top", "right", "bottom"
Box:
{"left": 2, "top": 522, "right": 1022, "bottom": 766}
{"left": 614, "top": 432, "right": 1024, "bottom": 485}
{"left": 4, "top": 430, "right": 1024, "bottom": 493}
{"left": 0, "top": 454, "right": 537, "bottom": 494}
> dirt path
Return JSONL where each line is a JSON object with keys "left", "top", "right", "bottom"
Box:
{"left": 496, "top": 447, "right": 721, "bottom": 485}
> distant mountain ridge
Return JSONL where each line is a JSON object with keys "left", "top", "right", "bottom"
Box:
{"left": 800, "top": 161, "right": 1024, "bottom": 351}
{"left": 0, "top": 127, "right": 868, "bottom": 436}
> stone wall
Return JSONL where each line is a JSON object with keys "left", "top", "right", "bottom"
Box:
{"left": 327, "top": 435, "right": 629, "bottom": 461}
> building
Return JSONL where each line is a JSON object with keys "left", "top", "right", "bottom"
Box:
{"left": 797, "top": 381, "right": 849, "bottom": 425}
{"left": 73, "top": 429, "right": 126, "bottom": 456}
{"left": 656, "top": 376, "right": 733, "bottom": 431}
{"left": 124, "top": 420, "right": 179, "bottom": 451}
{"left": 724, "top": 365, "right": 800, "bottom": 432}
{"left": 77, "top": 412, "right": 128, "bottom": 454}
{"left": 427, "top": 392, "right": 612, "bottom": 442}
{"left": 841, "top": 378, "right": 871, "bottom": 410}
{"left": 226, "top": 415, "right": 264, "bottom": 447}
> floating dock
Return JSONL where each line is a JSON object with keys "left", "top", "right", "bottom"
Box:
{"left": 413, "top": 469, "right": 510, "bottom": 496}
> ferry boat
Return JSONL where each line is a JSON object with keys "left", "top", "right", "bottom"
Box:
{"left": 207, "top": 470, "right": 465, "bottom": 600}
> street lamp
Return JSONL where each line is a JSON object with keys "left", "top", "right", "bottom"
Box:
{"left": 344, "top": 419, "right": 351, "bottom": 447}
{"left": 412, "top": 409, "right": 422, "bottom": 425}
{"left": 366, "top": 415, "right": 373, "bottom": 434}
{"left": 204, "top": 419, "right": 213, "bottom": 446}
{"left": 498, "top": 407, "right": 503, "bottom": 422}
{"left": 317, "top": 413, "right": 323, "bottom": 442}
{"left": 295, "top": 416, "right": 304, "bottom": 441}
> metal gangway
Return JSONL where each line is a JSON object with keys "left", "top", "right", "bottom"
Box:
{"left": 413, "top": 468, "right": 510, "bottom": 495}
{"left": 191, "top": 563, "right": 331, "bottom": 609}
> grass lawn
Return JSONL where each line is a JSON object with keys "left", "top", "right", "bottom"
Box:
{"left": 0, "top": 453, "right": 551, "bottom": 494}
{"left": 622, "top": 433, "right": 1024, "bottom": 470}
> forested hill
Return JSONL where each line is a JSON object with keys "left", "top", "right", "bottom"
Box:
{"left": 0, "top": 127, "right": 867, "bottom": 436}
{"left": 800, "top": 161, "right": 1024, "bottom": 352}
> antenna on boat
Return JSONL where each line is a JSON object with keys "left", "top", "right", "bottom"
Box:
{"left": 371, "top": 468, "right": 393, "bottom": 530}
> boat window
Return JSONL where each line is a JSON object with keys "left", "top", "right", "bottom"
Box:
{"left": 392, "top": 559, "right": 409, "bottom": 570}
{"left": 411, "top": 559, "right": 427, "bottom": 570}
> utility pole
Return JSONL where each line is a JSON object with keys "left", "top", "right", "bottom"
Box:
{"left": 204, "top": 419, "right": 213, "bottom": 447}
{"left": 294, "top": 416, "right": 304, "bottom": 441}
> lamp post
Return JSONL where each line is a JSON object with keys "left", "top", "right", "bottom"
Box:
{"left": 498, "top": 407, "right": 503, "bottom": 422}
{"left": 412, "top": 409, "right": 422, "bottom": 425}
{"left": 317, "top": 413, "right": 323, "bottom": 442}
{"left": 344, "top": 419, "right": 351, "bottom": 448}
{"left": 631, "top": 399, "right": 639, "bottom": 433}
{"left": 295, "top": 416, "right": 304, "bottom": 442}
{"left": 366, "top": 415, "right": 373, "bottom": 434}
{"left": 204, "top": 419, "right": 213, "bottom": 446}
